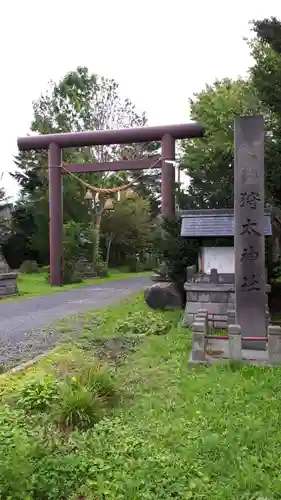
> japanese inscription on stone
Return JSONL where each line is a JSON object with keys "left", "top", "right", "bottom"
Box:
{"left": 234, "top": 116, "right": 266, "bottom": 347}
{"left": 240, "top": 191, "right": 260, "bottom": 209}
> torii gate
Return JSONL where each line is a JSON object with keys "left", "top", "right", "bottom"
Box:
{"left": 17, "top": 123, "right": 204, "bottom": 286}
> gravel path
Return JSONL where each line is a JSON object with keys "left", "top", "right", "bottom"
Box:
{"left": 0, "top": 276, "right": 150, "bottom": 369}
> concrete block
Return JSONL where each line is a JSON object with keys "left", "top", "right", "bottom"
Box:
{"left": 214, "top": 320, "right": 228, "bottom": 329}
{"left": 207, "top": 303, "right": 228, "bottom": 315}
{"left": 228, "top": 324, "right": 242, "bottom": 360}
{"left": 187, "top": 302, "right": 227, "bottom": 316}
{"left": 195, "top": 313, "right": 208, "bottom": 335}
{"left": 186, "top": 291, "right": 198, "bottom": 302}
{"left": 187, "top": 302, "right": 204, "bottom": 314}
{"left": 201, "top": 275, "right": 210, "bottom": 283}
{"left": 210, "top": 268, "right": 219, "bottom": 284}
{"left": 210, "top": 292, "right": 229, "bottom": 303}
{"left": 227, "top": 310, "right": 236, "bottom": 326}
{"left": 265, "top": 310, "right": 270, "bottom": 328}
{"left": 268, "top": 325, "right": 281, "bottom": 365}
{"left": 198, "top": 292, "right": 210, "bottom": 303}
{"left": 218, "top": 273, "right": 235, "bottom": 284}
{"left": 213, "top": 315, "right": 227, "bottom": 329}
{"left": 0, "top": 272, "right": 19, "bottom": 297}
{"left": 191, "top": 322, "right": 206, "bottom": 362}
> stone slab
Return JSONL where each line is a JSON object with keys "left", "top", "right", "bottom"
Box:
{"left": 0, "top": 271, "right": 19, "bottom": 297}
{"left": 209, "top": 291, "right": 229, "bottom": 303}
{"left": 184, "top": 282, "right": 234, "bottom": 292}
{"left": 186, "top": 291, "right": 198, "bottom": 302}
{"left": 268, "top": 326, "right": 281, "bottom": 365}
{"left": 0, "top": 273, "right": 18, "bottom": 281}
{"left": 198, "top": 292, "right": 210, "bottom": 303}
{"left": 186, "top": 302, "right": 228, "bottom": 315}
{"left": 188, "top": 337, "right": 269, "bottom": 366}
{"left": 234, "top": 116, "right": 266, "bottom": 350}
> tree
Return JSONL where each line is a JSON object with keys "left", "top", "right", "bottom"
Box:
{"left": 11, "top": 67, "right": 157, "bottom": 266}
{"left": 0, "top": 175, "right": 11, "bottom": 248}
{"left": 151, "top": 216, "right": 199, "bottom": 303}
{"left": 248, "top": 17, "right": 281, "bottom": 207}
{"left": 100, "top": 191, "right": 153, "bottom": 267}
{"left": 181, "top": 78, "right": 263, "bottom": 208}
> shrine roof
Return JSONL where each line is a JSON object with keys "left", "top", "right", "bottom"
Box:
{"left": 180, "top": 209, "right": 272, "bottom": 237}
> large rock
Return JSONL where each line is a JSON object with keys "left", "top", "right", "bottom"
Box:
{"left": 144, "top": 281, "right": 182, "bottom": 310}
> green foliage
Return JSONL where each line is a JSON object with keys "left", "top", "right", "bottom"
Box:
{"left": 30, "top": 452, "right": 93, "bottom": 500}
{"left": 62, "top": 261, "right": 83, "bottom": 285}
{"left": 19, "top": 260, "right": 39, "bottom": 274}
{"left": 182, "top": 78, "right": 262, "bottom": 208}
{"left": 63, "top": 221, "right": 87, "bottom": 263}
{"left": 114, "top": 310, "right": 172, "bottom": 336}
{"left": 75, "top": 364, "right": 117, "bottom": 403}
{"left": 249, "top": 17, "right": 281, "bottom": 207}
{"left": 14, "top": 358, "right": 119, "bottom": 434}
{"left": 62, "top": 221, "right": 86, "bottom": 284}
{"left": 52, "top": 385, "right": 103, "bottom": 431}
{"left": 101, "top": 193, "right": 153, "bottom": 266}
{"left": 127, "top": 254, "right": 141, "bottom": 273}
{"left": 94, "top": 259, "right": 109, "bottom": 277}
{"left": 141, "top": 254, "right": 158, "bottom": 271}
{"left": 152, "top": 217, "right": 199, "bottom": 299}
{"left": 253, "top": 16, "right": 281, "bottom": 54}
{"left": 2, "top": 271, "right": 281, "bottom": 498}
{"left": 0, "top": 406, "right": 34, "bottom": 499}
{"left": 267, "top": 257, "right": 281, "bottom": 283}
{"left": 17, "top": 376, "right": 59, "bottom": 412}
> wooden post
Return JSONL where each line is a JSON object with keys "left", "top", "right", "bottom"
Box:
{"left": 48, "top": 143, "right": 63, "bottom": 286}
{"left": 161, "top": 134, "right": 175, "bottom": 219}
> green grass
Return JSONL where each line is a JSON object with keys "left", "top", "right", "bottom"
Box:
{"left": 0, "top": 269, "right": 150, "bottom": 302}
{"left": 1, "top": 295, "right": 281, "bottom": 498}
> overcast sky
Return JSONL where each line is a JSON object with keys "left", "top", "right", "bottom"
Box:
{"left": 1, "top": 0, "right": 280, "bottom": 198}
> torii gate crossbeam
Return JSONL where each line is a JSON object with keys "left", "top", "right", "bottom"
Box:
{"left": 17, "top": 123, "right": 204, "bottom": 286}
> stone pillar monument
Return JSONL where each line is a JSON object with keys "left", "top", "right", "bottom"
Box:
{"left": 234, "top": 115, "right": 266, "bottom": 350}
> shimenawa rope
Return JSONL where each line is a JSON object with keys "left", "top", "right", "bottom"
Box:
{"left": 60, "top": 155, "right": 168, "bottom": 195}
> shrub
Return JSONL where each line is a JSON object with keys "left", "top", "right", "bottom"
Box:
{"left": 30, "top": 452, "right": 93, "bottom": 500}
{"left": 52, "top": 385, "right": 103, "bottom": 431}
{"left": 267, "top": 256, "right": 281, "bottom": 283}
{"left": 95, "top": 260, "right": 109, "bottom": 277}
{"left": 63, "top": 221, "right": 89, "bottom": 285}
{"left": 127, "top": 255, "right": 141, "bottom": 273}
{"left": 77, "top": 364, "right": 117, "bottom": 404}
{"left": 0, "top": 406, "right": 34, "bottom": 498}
{"left": 141, "top": 257, "right": 158, "bottom": 271}
{"left": 114, "top": 311, "right": 172, "bottom": 336}
{"left": 17, "top": 376, "right": 60, "bottom": 412}
{"left": 19, "top": 260, "right": 39, "bottom": 274}
{"left": 151, "top": 216, "right": 199, "bottom": 302}
{"left": 45, "top": 262, "right": 83, "bottom": 285}
{"left": 63, "top": 261, "right": 83, "bottom": 285}
{"left": 0, "top": 405, "right": 94, "bottom": 499}
{"left": 39, "top": 265, "right": 50, "bottom": 274}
